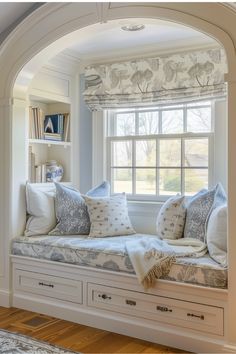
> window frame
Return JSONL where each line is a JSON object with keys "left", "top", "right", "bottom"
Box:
{"left": 106, "top": 100, "right": 215, "bottom": 202}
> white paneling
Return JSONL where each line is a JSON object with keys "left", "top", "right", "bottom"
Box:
{"left": 31, "top": 73, "right": 69, "bottom": 99}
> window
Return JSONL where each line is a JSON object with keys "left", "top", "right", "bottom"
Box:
{"left": 106, "top": 101, "right": 214, "bottom": 200}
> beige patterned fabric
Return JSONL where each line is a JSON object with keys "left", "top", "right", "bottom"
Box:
{"left": 156, "top": 195, "right": 186, "bottom": 239}
{"left": 11, "top": 234, "right": 227, "bottom": 288}
{"left": 84, "top": 48, "right": 227, "bottom": 110}
{"left": 84, "top": 194, "right": 135, "bottom": 237}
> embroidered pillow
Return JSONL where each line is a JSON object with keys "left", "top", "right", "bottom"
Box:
{"left": 184, "top": 183, "right": 227, "bottom": 242}
{"left": 207, "top": 204, "right": 227, "bottom": 267}
{"left": 24, "top": 183, "right": 56, "bottom": 236}
{"left": 156, "top": 195, "right": 186, "bottom": 240}
{"left": 84, "top": 193, "right": 135, "bottom": 237}
{"left": 50, "top": 181, "right": 110, "bottom": 235}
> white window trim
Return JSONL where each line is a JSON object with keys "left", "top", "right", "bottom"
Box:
{"left": 92, "top": 99, "right": 227, "bottom": 205}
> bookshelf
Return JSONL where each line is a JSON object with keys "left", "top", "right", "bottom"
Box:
{"left": 28, "top": 97, "right": 72, "bottom": 183}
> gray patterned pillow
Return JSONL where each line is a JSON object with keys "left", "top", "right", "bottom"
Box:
{"left": 84, "top": 193, "right": 135, "bottom": 238}
{"left": 184, "top": 183, "right": 227, "bottom": 242}
{"left": 156, "top": 195, "right": 186, "bottom": 239}
{"left": 50, "top": 181, "right": 110, "bottom": 235}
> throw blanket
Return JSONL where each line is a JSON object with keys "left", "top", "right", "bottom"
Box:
{"left": 126, "top": 237, "right": 207, "bottom": 289}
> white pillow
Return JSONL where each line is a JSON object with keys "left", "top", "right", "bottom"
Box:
{"left": 84, "top": 193, "right": 135, "bottom": 237}
{"left": 207, "top": 204, "right": 227, "bottom": 267}
{"left": 24, "top": 183, "right": 56, "bottom": 236}
{"left": 156, "top": 195, "right": 186, "bottom": 240}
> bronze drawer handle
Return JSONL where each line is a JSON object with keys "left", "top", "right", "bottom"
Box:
{"left": 156, "top": 306, "right": 172, "bottom": 312}
{"left": 187, "top": 313, "right": 204, "bottom": 320}
{"left": 98, "top": 294, "right": 112, "bottom": 300}
{"left": 38, "top": 282, "right": 54, "bottom": 288}
{"left": 126, "top": 300, "right": 136, "bottom": 306}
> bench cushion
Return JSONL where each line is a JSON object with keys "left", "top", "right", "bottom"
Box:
{"left": 11, "top": 234, "right": 227, "bottom": 289}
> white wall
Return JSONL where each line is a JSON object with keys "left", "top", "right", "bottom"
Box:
{"left": 79, "top": 74, "right": 93, "bottom": 193}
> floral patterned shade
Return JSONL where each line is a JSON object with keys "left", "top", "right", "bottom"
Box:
{"left": 84, "top": 48, "right": 227, "bottom": 110}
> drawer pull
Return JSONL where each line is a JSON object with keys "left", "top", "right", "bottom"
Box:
{"left": 126, "top": 300, "right": 136, "bottom": 306}
{"left": 38, "top": 282, "right": 54, "bottom": 288}
{"left": 187, "top": 313, "right": 204, "bottom": 320}
{"left": 156, "top": 306, "right": 172, "bottom": 313}
{"left": 98, "top": 293, "right": 112, "bottom": 300}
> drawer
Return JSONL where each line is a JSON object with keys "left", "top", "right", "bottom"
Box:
{"left": 88, "top": 283, "right": 223, "bottom": 336}
{"left": 15, "top": 269, "right": 83, "bottom": 304}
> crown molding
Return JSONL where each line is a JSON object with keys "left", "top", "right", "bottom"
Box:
{"left": 45, "top": 50, "right": 81, "bottom": 75}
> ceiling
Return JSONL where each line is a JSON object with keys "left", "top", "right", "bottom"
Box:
{"left": 64, "top": 18, "right": 218, "bottom": 62}
{"left": 0, "top": 3, "right": 235, "bottom": 65}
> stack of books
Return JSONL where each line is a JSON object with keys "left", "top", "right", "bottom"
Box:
{"left": 35, "top": 164, "right": 47, "bottom": 183}
{"left": 44, "top": 113, "right": 70, "bottom": 142}
{"left": 28, "top": 146, "right": 36, "bottom": 182}
{"left": 29, "top": 107, "right": 44, "bottom": 139}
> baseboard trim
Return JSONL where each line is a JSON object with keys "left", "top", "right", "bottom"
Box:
{"left": 13, "top": 292, "right": 226, "bottom": 353}
{"left": 0, "top": 289, "right": 11, "bottom": 307}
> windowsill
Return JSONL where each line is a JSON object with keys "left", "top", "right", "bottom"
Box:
{"left": 127, "top": 199, "right": 163, "bottom": 216}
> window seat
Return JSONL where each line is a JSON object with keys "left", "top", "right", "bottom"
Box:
{"left": 11, "top": 233, "right": 227, "bottom": 289}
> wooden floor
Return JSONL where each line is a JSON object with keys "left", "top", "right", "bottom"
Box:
{"left": 0, "top": 307, "right": 189, "bottom": 353}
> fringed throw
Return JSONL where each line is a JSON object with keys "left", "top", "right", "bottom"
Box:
{"left": 126, "top": 237, "right": 207, "bottom": 289}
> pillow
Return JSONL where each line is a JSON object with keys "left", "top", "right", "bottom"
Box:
{"left": 86, "top": 181, "right": 110, "bottom": 197}
{"left": 50, "top": 181, "right": 110, "bottom": 235}
{"left": 84, "top": 193, "right": 135, "bottom": 237}
{"left": 156, "top": 195, "right": 186, "bottom": 240}
{"left": 207, "top": 204, "right": 227, "bottom": 267}
{"left": 184, "top": 183, "right": 227, "bottom": 242}
{"left": 24, "top": 183, "right": 56, "bottom": 236}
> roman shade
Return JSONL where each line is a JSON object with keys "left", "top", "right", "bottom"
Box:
{"left": 83, "top": 48, "right": 227, "bottom": 111}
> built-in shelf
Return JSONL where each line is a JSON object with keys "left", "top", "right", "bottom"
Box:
{"left": 29, "top": 139, "right": 71, "bottom": 147}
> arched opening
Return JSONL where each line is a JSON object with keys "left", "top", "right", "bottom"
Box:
{"left": 1, "top": 3, "right": 236, "bottom": 352}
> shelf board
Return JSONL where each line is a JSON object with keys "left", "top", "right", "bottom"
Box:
{"left": 29, "top": 139, "right": 71, "bottom": 147}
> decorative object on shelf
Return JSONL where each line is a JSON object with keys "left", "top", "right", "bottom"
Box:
{"left": 46, "top": 160, "right": 63, "bottom": 182}
{"left": 44, "top": 113, "right": 70, "bottom": 142}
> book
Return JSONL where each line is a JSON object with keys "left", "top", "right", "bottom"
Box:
{"left": 41, "top": 164, "right": 46, "bottom": 183}
{"left": 29, "top": 106, "right": 44, "bottom": 140}
{"left": 44, "top": 114, "right": 64, "bottom": 134}
{"left": 35, "top": 165, "right": 42, "bottom": 183}
{"left": 63, "top": 113, "right": 70, "bottom": 142}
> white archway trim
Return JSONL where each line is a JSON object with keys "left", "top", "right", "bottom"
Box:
{"left": 0, "top": 2, "right": 236, "bottom": 350}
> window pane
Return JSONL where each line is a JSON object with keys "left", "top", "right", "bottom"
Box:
{"left": 138, "top": 111, "right": 159, "bottom": 135}
{"left": 184, "top": 139, "right": 208, "bottom": 167}
{"left": 136, "top": 169, "right": 156, "bottom": 195}
{"left": 116, "top": 113, "right": 135, "bottom": 136}
{"left": 187, "top": 107, "right": 211, "bottom": 132}
{"left": 112, "top": 168, "right": 132, "bottom": 194}
{"left": 136, "top": 140, "right": 156, "bottom": 167}
{"left": 185, "top": 169, "right": 208, "bottom": 195}
{"left": 159, "top": 139, "right": 181, "bottom": 167}
{"left": 159, "top": 169, "right": 181, "bottom": 195}
{"left": 112, "top": 141, "right": 132, "bottom": 166}
{"left": 162, "top": 110, "right": 183, "bottom": 134}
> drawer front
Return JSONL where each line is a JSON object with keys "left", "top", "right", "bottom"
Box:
{"left": 15, "top": 270, "right": 82, "bottom": 304}
{"left": 88, "top": 283, "right": 223, "bottom": 336}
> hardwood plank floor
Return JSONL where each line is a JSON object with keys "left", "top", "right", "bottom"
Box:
{"left": 0, "top": 307, "right": 189, "bottom": 353}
